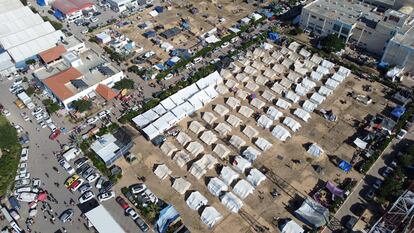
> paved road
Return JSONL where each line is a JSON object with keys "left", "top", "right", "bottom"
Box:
{"left": 323, "top": 129, "right": 414, "bottom": 233}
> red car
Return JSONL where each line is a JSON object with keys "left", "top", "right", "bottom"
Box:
{"left": 115, "top": 196, "right": 129, "bottom": 209}
{"left": 49, "top": 129, "right": 61, "bottom": 140}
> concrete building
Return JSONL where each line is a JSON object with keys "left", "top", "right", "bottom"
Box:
{"left": 299, "top": 0, "right": 414, "bottom": 56}
{"left": 33, "top": 48, "right": 124, "bottom": 109}
{"left": 106, "top": 0, "right": 147, "bottom": 12}
{"left": 381, "top": 26, "right": 414, "bottom": 73}
{"left": 52, "top": 0, "right": 95, "bottom": 22}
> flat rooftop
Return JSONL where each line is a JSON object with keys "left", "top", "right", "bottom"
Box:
{"left": 392, "top": 26, "right": 414, "bottom": 47}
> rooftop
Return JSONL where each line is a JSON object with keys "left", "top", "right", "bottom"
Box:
{"left": 84, "top": 204, "right": 125, "bottom": 233}
{"left": 0, "top": 0, "right": 24, "bottom": 14}
{"left": 391, "top": 26, "right": 414, "bottom": 47}
{"left": 90, "top": 134, "right": 120, "bottom": 164}
{"left": 39, "top": 45, "right": 67, "bottom": 63}
{"left": 52, "top": 0, "right": 94, "bottom": 15}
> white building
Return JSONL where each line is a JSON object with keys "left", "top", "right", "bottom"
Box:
{"left": 106, "top": 0, "right": 147, "bottom": 12}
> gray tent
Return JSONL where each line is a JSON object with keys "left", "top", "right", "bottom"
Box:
{"left": 295, "top": 198, "right": 329, "bottom": 228}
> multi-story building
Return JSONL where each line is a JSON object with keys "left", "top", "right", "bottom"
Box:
{"left": 52, "top": 0, "right": 95, "bottom": 22}
{"left": 300, "top": 0, "right": 414, "bottom": 72}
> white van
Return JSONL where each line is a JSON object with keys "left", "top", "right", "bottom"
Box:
{"left": 62, "top": 147, "right": 81, "bottom": 161}
{"left": 193, "top": 57, "right": 203, "bottom": 63}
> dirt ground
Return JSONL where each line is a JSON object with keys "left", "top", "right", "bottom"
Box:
{"left": 113, "top": 43, "right": 391, "bottom": 232}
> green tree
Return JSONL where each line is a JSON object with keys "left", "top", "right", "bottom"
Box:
{"left": 42, "top": 99, "right": 61, "bottom": 114}
{"left": 113, "top": 79, "right": 135, "bottom": 90}
{"left": 377, "top": 177, "right": 403, "bottom": 202}
{"left": 320, "top": 34, "right": 345, "bottom": 53}
{"left": 25, "top": 59, "right": 36, "bottom": 65}
{"left": 71, "top": 99, "right": 92, "bottom": 112}
{"left": 26, "top": 87, "right": 35, "bottom": 96}
{"left": 143, "top": 202, "right": 160, "bottom": 223}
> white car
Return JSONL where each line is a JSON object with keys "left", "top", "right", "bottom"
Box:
{"left": 20, "top": 148, "right": 29, "bottom": 162}
{"left": 86, "top": 173, "right": 100, "bottom": 183}
{"left": 125, "top": 207, "right": 139, "bottom": 220}
{"left": 193, "top": 57, "right": 203, "bottom": 63}
{"left": 47, "top": 123, "right": 57, "bottom": 132}
{"left": 95, "top": 177, "right": 105, "bottom": 189}
{"left": 31, "top": 107, "right": 42, "bottom": 116}
{"left": 185, "top": 63, "right": 194, "bottom": 69}
{"left": 97, "top": 191, "right": 115, "bottom": 202}
{"left": 21, "top": 113, "right": 30, "bottom": 121}
{"left": 164, "top": 73, "right": 173, "bottom": 80}
{"left": 14, "top": 125, "right": 23, "bottom": 133}
{"left": 79, "top": 191, "right": 94, "bottom": 203}
{"left": 86, "top": 116, "right": 99, "bottom": 125}
{"left": 3, "top": 110, "right": 10, "bottom": 117}
{"left": 397, "top": 129, "right": 407, "bottom": 140}
{"left": 19, "top": 163, "right": 28, "bottom": 174}
{"left": 32, "top": 178, "right": 41, "bottom": 188}
{"left": 15, "top": 172, "right": 30, "bottom": 181}
{"left": 40, "top": 121, "right": 47, "bottom": 128}
{"left": 13, "top": 78, "right": 23, "bottom": 85}
{"left": 221, "top": 42, "right": 230, "bottom": 48}
{"left": 97, "top": 111, "right": 108, "bottom": 119}
{"left": 59, "top": 160, "right": 75, "bottom": 175}
{"left": 90, "top": 17, "right": 99, "bottom": 22}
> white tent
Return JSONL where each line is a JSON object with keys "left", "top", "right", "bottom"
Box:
{"left": 186, "top": 191, "right": 208, "bottom": 210}
{"left": 172, "top": 178, "right": 191, "bottom": 195}
{"left": 272, "top": 63, "right": 286, "bottom": 74}
{"left": 307, "top": 143, "right": 324, "bottom": 158}
{"left": 262, "top": 90, "right": 276, "bottom": 102}
{"left": 186, "top": 141, "right": 204, "bottom": 156}
{"left": 189, "top": 165, "right": 207, "bottom": 180}
{"left": 204, "top": 86, "right": 219, "bottom": 99}
{"left": 332, "top": 73, "right": 345, "bottom": 83}
{"left": 245, "top": 82, "right": 259, "bottom": 92}
{"left": 310, "top": 54, "right": 323, "bottom": 65}
{"left": 288, "top": 42, "right": 301, "bottom": 52}
{"left": 214, "top": 122, "right": 232, "bottom": 136}
{"left": 152, "top": 112, "right": 179, "bottom": 133}
{"left": 202, "top": 112, "right": 217, "bottom": 125}
{"left": 142, "top": 109, "right": 159, "bottom": 122}
{"left": 294, "top": 108, "right": 311, "bottom": 122}
{"left": 221, "top": 192, "right": 243, "bottom": 213}
{"left": 251, "top": 98, "right": 265, "bottom": 109}
{"left": 179, "top": 83, "right": 199, "bottom": 99}
{"left": 295, "top": 66, "right": 309, "bottom": 77}
{"left": 257, "top": 115, "right": 273, "bottom": 129}
{"left": 154, "top": 164, "right": 172, "bottom": 180}
{"left": 262, "top": 55, "right": 276, "bottom": 65}
{"left": 214, "top": 104, "right": 230, "bottom": 117}
{"left": 181, "top": 101, "right": 196, "bottom": 115}
{"left": 233, "top": 155, "right": 252, "bottom": 173}
{"left": 160, "top": 98, "right": 177, "bottom": 111}
{"left": 283, "top": 117, "right": 301, "bottom": 132}
{"left": 173, "top": 151, "right": 191, "bottom": 168}
{"left": 295, "top": 198, "right": 329, "bottom": 228}
{"left": 299, "top": 48, "right": 311, "bottom": 58}
{"left": 220, "top": 166, "right": 239, "bottom": 185}
{"left": 200, "top": 131, "right": 217, "bottom": 145}
{"left": 354, "top": 138, "right": 368, "bottom": 149}
{"left": 230, "top": 62, "right": 242, "bottom": 73}
{"left": 255, "top": 138, "right": 272, "bottom": 151}
{"left": 238, "top": 106, "right": 254, "bottom": 118}
{"left": 153, "top": 104, "right": 167, "bottom": 116}
{"left": 233, "top": 179, "right": 254, "bottom": 199}
{"left": 255, "top": 75, "right": 269, "bottom": 86}
{"left": 282, "top": 58, "right": 294, "bottom": 69}
{"left": 242, "top": 147, "right": 261, "bottom": 163}
{"left": 169, "top": 93, "right": 185, "bottom": 106}
{"left": 213, "top": 144, "right": 230, "bottom": 159}
{"left": 229, "top": 135, "right": 246, "bottom": 150}
{"left": 316, "top": 66, "right": 330, "bottom": 75}
{"left": 188, "top": 97, "right": 203, "bottom": 111}
{"left": 244, "top": 65, "right": 258, "bottom": 76}
{"left": 189, "top": 121, "right": 205, "bottom": 135}
{"left": 271, "top": 82, "right": 286, "bottom": 94}
{"left": 280, "top": 219, "right": 305, "bottom": 233}
{"left": 160, "top": 142, "right": 177, "bottom": 157}
{"left": 253, "top": 47, "right": 265, "bottom": 58}
{"left": 338, "top": 66, "right": 351, "bottom": 77}
{"left": 247, "top": 168, "right": 266, "bottom": 187}
{"left": 318, "top": 86, "right": 333, "bottom": 96}
{"left": 192, "top": 90, "right": 213, "bottom": 105}
{"left": 220, "top": 69, "right": 233, "bottom": 79}
{"left": 304, "top": 60, "right": 317, "bottom": 69}
{"left": 263, "top": 68, "right": 277, "bottom": 80}
{"left": 301, "top": 78, "right": 316, "bottom": 90}
{"left": 295, "top": 84, "right": 308, "bottom": 96}
{"left": 236, "top": 72, "right": 249, "bottom": 83}
{"left": 310, "top": 93, "right": 326, "bottom": 105}
{"left": 132, "top": 114, "right": 151, "bottom": 128}
{"left": 142, "top": 124, "right": 160, "bottom": 140}
{"left": 280, "top": 78, "right": 293, "bottom": 89}
{"left": 252, "top": 60, "right": 265, "bottom": 71}
{"left": 276, "top": 98, "right": 292, "bottom": 109}
{"left": 271, "top": 125, "right": 291, "bottom": 141}
{"left": 226, "top": 115, "right": 242, "bottom": 128}
{"left": 176, "top": 132, "right": 192, "bottom": 146}
{"left": 287, "top": 71, "right": 301, "bottom": 83}
{"left": 171, "top": 105, "right": 188, "bottom": 120}
{"left": 321, "top": 59, "right": 335, "bottom": 69}
{"left": 310, "top": 71, "right": 323, "bottom": 82}
{"left": 196, "top": 71, "right": 223, "bottom": 89}
{"left": 236, "top": 89, "right": 250, "bottom": 100}
{"left": 285, "top": 91, "right": 300, "bottom": 103}
{"left": 225, "top": 79, "right": 239, "bottom": 89}
{"left": 216, "top": 84, "right": 229, "bottom": 95}
{"left": 239, "top": 58, "right": 250, "bottom": 67}
{"left": 207, "top": 177, "right": 228, "bottom": 197}
{"left": 226, "top": 97, "right": 241, "bottom": 110}
{"left": 242, "top": 125, "right": 259, "bottom": 139}
{"left": 326, "top": 78, "right": 340, "bottom": 90}
{"left": 302, "top": 100, "right": 317, "bottom": 112}
{"left": 201, "top": 207, "right": 222, "bottom": 228}
{"left": 272, "top": 51, "right": 284, "bottom": 61}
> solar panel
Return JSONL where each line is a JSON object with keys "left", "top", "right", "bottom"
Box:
{"left": 71, "top": 79, "right": 88, "bottom": 89}
{"left": 98, "top": 66, "right": 115, "bottom": 76}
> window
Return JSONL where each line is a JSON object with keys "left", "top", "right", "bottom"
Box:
{"left": 333, "top": 24, "right": 341, "bottom": 32}
{"left": 311, "top": 15, "right": 317, "bottom": 19}
{"left": 341, "top": 27, "right": 350, "bottom": 35}
{"left": 319, "top": 17, "right": 324, "bottom": 22}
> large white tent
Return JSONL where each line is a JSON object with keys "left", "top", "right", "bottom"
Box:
{"left": 287, "top": 71, "right": 301, "bottom": 83}
{"left": 196, "top": 71, "right": 223, "bottom": 89}
{"left": 267, "top": 106, "right": 283, "bottom": 120}
{"left": 225, "top": 79, "right": 239, "bottom": 89}
{"left": 233, "top": 179, "right": 254, "bottom": 199}
{"left": 321, "top": 59, "right": 335, "bottom": 69}
{"left": 229, "top": 135, "right": 246, "bottom": 150}
{"left": 186, "top": 141, "right": 204, "bottom": 156}
{"left": 280, "top": 219, "right": 305, "bottom": 233}
{"left": 338, "top": 66, "right": 351, "bottom": 77}
{"left": 214, "top": 104, "right": 230, "bottom": 117}
{"left": 201, "top": 207, "right": 222, "bottom": 228}
{"left": 262, "top": 90, "right": 276, "bottom": 102}
{"left": 207, "top": 177, "right": 228, "bottom": 197}
{"left": 271, "top": 82, "right": 286, "bottom": 94}
{"left": 255, "top": 137, "right": 272, "bottom": 151}
{"left": 238, "top": 106, "right": 254, "bottom": 118}
{"left": 310, "top": 71, "right": 323, "bottom": 82}
{"left": 310, "top": 93, "right": 326, "bottom": 105}
{"left": 280, "top": 78, "right": 293, "bottom": 89}
{"left": 285, "top": 91, "right": 300, "bottom": 103}
{"left": 142, "top": 124, "right": 160, "bottom": 140}
{"left": 176, "top": 132, "right": 192, "bottom": 146}
{"left": 302, "top": 100, "right": 317, "bottom": 112}
{"left": 189, "top": 121, "right": 205, "bottom": 135}
{"left": 255, "top": 75, "right": 269, "bottom": 86}
{"left": 200, "top": 131, "right": 217, "bottom": 145}
{"left": 316, "top": 66, "right": 329, "bottom": 75}
{"left": 242, "top": 147, "right": 261, "bottom": 163}
{"left": 204, "top": 85, "right": 219, "bottom": 99}
{"left": 173, "top": 151, "right": 191, "bottom": 168}
{"left": 226, "top": 97, "right": 241, "bottom": 110}
{"left": 301, "top": 78, "right": 316, "bottom": 90}
{"left": 276, "top": 98, "right": 292, "bottom": 109}
{"left": 236, "top": 72, "right": 249, "bottom": 83}
{"left": 220, "top": 192, "right": 243, "bottom": 213}
{"left": 326, "top": 78, "right": 340, "bottom": 90}
{"left": 318, "top": 86, "right": 333, "bottom": 96}
{"left": 332, "top": 73, "right": 345, "bottom": 83}
{"left": 154, "top": 164, "right": 172, "bottom": 180}
{"left": 283, "top": 117, "right": 301, "bottom": 132}
{"left": 213, "top": 144, "right": 230, "bottom": 159}
{"left": 233, "top": 155, "right": 252, "bottom": 173}
{"left": 226, "top": 115, "right": 242, "bottom": 128}
{"left": 307, "top": 143, "right": 324, "bottom": 158}
{"left": 251, "top": 98, "right": 266, "bottom": 109}
{"left": 294, "top": 108, "right": 311, "bottom": 122}
{"left": 214, "top": 122, "right": 232, "bottom": 136}
{"left": 172, "top": 178, "right": 191, "bottom": 195}
{"left": 202, "top": 112, "right": 217, "bottom": 125}
{"left": 216, "top": 84, "right": 229, "bottom": 95}
{"left": 271, "top": 125, "right": 291, "bottom": 141}
{"left": 242, "top": 125, "right": 259, "bottom": 139}
{"left": 220, "top": 166, "right": 239, "bottom": 186}
{"left": 160, "top": 98, "right": 177, "bottom": 111}
{"left": 257, "top": 115, "right": 273, "bottom": 129}
{"left": 263, "top": 68, "right": 277, "bottom": 79}
{"left": 247, "top": 168, "right": 266, "bottom": 187}
{"left": 246, "top": 82, "right": 259, "bottom": 92}
{"left": 295, "top": 84, "right": 308, "bottom": 96}
{"left": 160, "top": 142, "right": 177, "bottom": 157}
{"left": 236, "top": 89, "right": 250, "bottom": 100}
{"left": 186, "top": 191, "right": 208, "bottom": 210}
{"left": 153, "top": 105, "right": 167, "bottom": 116}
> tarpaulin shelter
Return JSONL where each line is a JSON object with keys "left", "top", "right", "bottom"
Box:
{"left": 353, "top": 138, "right": 368, "bottom": 149}
{"left": 255, "top": 137, "right": 272, "bottom": 151}
{"left": 216, "top": 84, "right": 229, "bottom": 95}
{"left": 242, "top": 125, "right": 259, "bottom": 139}
{"left": 276, "top": 98, "right": 292, "bottom": 109}
{"left": 285, "top": 91, "right": 300, "bottom": 103}
{"left": 267, "top": 106, "right": 283, "bottom": 121}
{"left": 310, "top": 71, "right": 323, "bottom": 82}
{"left": 176, "top": 132, "right": 192, "bottom": 146}
{"left": 220, "top": 192, "right": 243, "bottom": 213}
{"left": 186, "top": 141, "right": 204, "bottom": 156}
{"left": 238, "top": 106, "right": 254, "bottom": 118}
{"left": 257, "top": 115, "right": 273, "bottom": 129}
{"left": 318, "top": 86, "right": 333, "bottom": 96}
{"left": 295, "top": 198, "right": 329, "bottom": 228}
{"left": 272, "top": 125, "right": 291, "bottom": 141}
{"left": 246, "top": 82, "right": 259, "bottom": 92}
{"left": 236, "top": 89, "right": 250, "bottom": 100}
{"left": 280, "top": 78, "right": 293, "bottom": 89}
{"left": 310, "top": 93, "right": 326, "bottom": 105}
{"left": 262, "top": 90, "right": 276, "bottom": 102}
{"left": 208, "top": 177, "right": 228, "bottom": 197}
{"left": 220, "top": 166, "right": 239, "bottom": 186}
{"left": 263, "top": 68, "right": 277, "bottom": 79}
{"left": 233, "top": 179, "right": 254, "bottom": 199}
{"left": 321, "top": 60, "right": 335, "bottom": 69}
{"left": 213, "top": 144, "right": 230, "bottom": 159}
{"left": 283, "top": 117, "right": 301, "bottom": 132}
{"left": 391, "top": 106, "right": 406, "bottom": 118}
{"left": 332, "top": 73, "right": 345, "bottom": 83}
{"left": 247, "top": 168, "right": 266, "bottom": 187}
{"left": 229, "top": 135, "right": 246, "bottom": 150}
{"left": 200, "top": 131, "right": 217, "bottom": 145}
{"left": 295, "top": 84, "right": 308, "bottom": 96}
{"left": 226, "top": 97, "right": 241, "bottom": 110}
{"left": 301, "top": 78, "right": 316, "bottom": 90}
{"left": 326, "top": 78, "right": 340, "bottom": 90}
{"left": 282, "top": 58, "right": 294, "bottom": 69}
{"left": 155, "top": 205, "right": 180, "bottom": 233}
{"left": 154, "top": 164, "right": 172, "bottom": 180}
{"left": 202, "top": 112, "right": 217, "bottom": 125}
{"left": 287, "top": 71, "right": 301, "bottom": 83}
{"left": 294, "top": 108, "right": 311, "bottom": 122}
{"left": 338, "top": 66, "right": 351, "bottom": 77}
{"left": 302, "top": 100, "right": 317, "bottom": 112}
{"left": 233, "top": 155, "right": 252, "bottom": 173}
{"left": 172, "top": 178, "right": 191, "bottom": 195}
{"left": 186, "top": 191, "right": 208, "bottom": 210}
{"left": 307, "top": 143, "right": 324, "bottom": 158}
{"left": 189, "top": 121, "right": 205, "bottom": 135}
{"left": 272, "top": 82, "right": 286, "bottom": 94}
{"left": 326, "top": 181, "right": 345, "bottom": 198}
{"left": 339, "top": 160, "right": 352, "bottom": 172}
{"left": 214, "top": 122, "right": 232, "bottom": 136}
{"left": 214, "top": 104, "right": 229, "bottom": 117}
{"left": 251, "top": 98, "right": 266, "bottom": 109}
{"left": 268, "top": 32, "right": 279, "bottom": 41}
{"left": 310, "top": 54, "right": 323, "bottom": 65}
{"left": 173, "top": 151, "right": 191, "bottom": 168}
{"left": 226, "top": 115, "right": 242, "bottom": 128}
{"left": 201, "top": 207, "right": 222, "bottom": 228}
{"left": 280, "top": 219, "right": 305, "bottom": 233}
{"left": 160, "top": 142, "right": 177, "bottom": 157}
{"left": 256, "top": 75, "right": 269, "bottom": 86}
{"left": 235, "top": 73, "right": 249, "bottom": 83}
{"left": 242, "top": 147, "right": 261, "bottom": 163}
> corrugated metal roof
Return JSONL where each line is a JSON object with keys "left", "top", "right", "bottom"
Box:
{"left": 0, "top": 0, "right": 24, "bottom": 14}
{"left": 0, "top": 7, "right": 43, "bottom": 37}
{"left": 52, "top": 0, "right": 94, "bottom": 15}
{"left": 0, "top": 22, "right": 55, "bottom": 50}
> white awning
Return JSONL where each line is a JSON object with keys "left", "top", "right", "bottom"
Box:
{"left": 186, "top": 191, "right": 208, "bottom": 210}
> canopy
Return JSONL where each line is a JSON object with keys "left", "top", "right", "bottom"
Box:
{"left": 200, "top": 131, "right": 217, "bottom": 145}
{"left": 207, "top": 177, "right": 228, "bottom": 197}
{"left": 233, "top": 155, "right": 252, "bottom": 173}
{"left": 153, "top": 105, "right": 167, "bottom": 116}
{"left": 285, "top": 91, "right": 300, "bottom": 103}
{"left": 236, "top": 89, "right": 250, "bottom": 100}
{"left": 295, "top": 198, "right": 329, "bottom": 228}
{"left": 283, "top": 117, "right": 301, "bottom": 132}
{"left": 251, "top": 98, "right": 265, "bottom": 109}
{"left": 307, "top": 143, "right": 324, "bottom": 158}
{"left": 220, "top": 192, "right": 243, "bottom": 213}
{"left": 226, "top": 115, "right": 242, "bottom": 127}
{"left": 243, "top": 125, "right": 259, "bottom": 139}
{"left": 238, "top": 106, "right": 254, "bottom": 118}
{"left": 255, "top": 137, "right": 272, "bottom": 151}
{"left": 189, "top": 121, "right": 205, "bottom": 135}
{"left": 310, "top": 71, "right": 323, "bottom": 82}
{"left": 247, "top": 168, "right": 266, "bottom": 187}
{"left": 271, "top": 82, "right": 285, "bottom": 94}
{"left": 310, "top": 93, "right": 326, "bottom": 105}
{"left": 267, "top": 106, "right": 283, "bottom": 120}
{"left": 339, "top": 160, "right": 352, "bottom": 172}
{"left": 257, "top": 115, "right": 273, "bottom": 129}
{"left": 154, "top": 164, "right": 172, "bottom": 180}
{"left": 160, "top": 98, "right": 177, "bottom": 111}
{"left": 262, "top": 90, "right": 276, "bottom": 102}
{"left": 302, "top": 100, "right": 317, "bottom": 113}
{"left": 271, "top": 125, "right": 291, "bottom": 141}
{"left": 220, "top": 166, "right": 239, "bottom": 185}
{"left": 214, "top": 104, "right": 229, "bottom": 117}
{"left": 176, "top": 132, "right": 191, "bottom": 146}
{"left": 353, "top": 138, "right": 368, "bottom": 149}
{"left": 213, "top": 144, "right": 230, "bottom": 159}
{"left": 280, "top": 219, "right": 305, "bottom": 233}
{"left": 173, "top": 151, "right": 191, "bottom": 168}
{"left": 294, "top": 108, "right": 311, "bottom": 122}
{"left": 233, "top": 179, "right": 254, "bottom": 199}
{"left": 246, "top": 82, "right": 259, "bottom": 92}
{"left": 215, "top": 122, "right": 232, "bottom": 136}
{"left": 318, "top": 86, "right": 333, "bottom": 96}
{"left": 201, "top": 207, "right": 222, "bottom": 228}
{"left": 186, "top": 141, "right": 204, "bottom": 156}
{"left": 160, "top": 142, "right": 177, "bottom": 157}
{"left": 226, "top": 97, "right": 241, "bottom": 110}
{"left": 326, "top": 78, "right": 340, "bottom": 90}
{"left": 229, "top": 135, "right": 246, "bottom": 150}
{"left": 186, "top": 191, "right": 208, "bottom": 210}
{"left": 242, "top": 147, "right": 261, "bottom": 163}
{"left": 202, "top": 112, "right": 217, "bottom": 125}
{"left": 391, "top": 106, "right": 406, "bottom": 118}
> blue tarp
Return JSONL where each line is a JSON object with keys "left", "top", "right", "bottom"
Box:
{"left": 37, "top": 0, "right": 46, "bottom": 6}
{"left": 378, "top": 61, "right": 389, "bottom": 69}
{"left": 53, "top": 10, "right": 64, "bottom": 20}
{"left": 155, "top": 64, "right": 167, "bottom": 71}
{"left": 143, "top": 31, "right": 156, "bottom": 38}
{"left": 166, "top": 59, "right": 176, "bottom": 67}
{"left": 391, "top": 106, "right": 406, "bottom": 118}
{"left": 268, "top": 32, "right": 280, "bottom": 41}
{"left": 338, "top": 160, "right": 352, "bottom": 172}
{"left": 156, "top": 205, "right": 180, "bottom": 233}
{"left": 155, "top": 6, "right": 164, "bottom": 13}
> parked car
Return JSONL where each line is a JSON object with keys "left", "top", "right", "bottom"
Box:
{"left": 20, "top": 148, "right": 29, "bottom": 162}
{"left": 135, "top": 217, "right": 149, "bottom": 232}
{"left": 344, "top": 215, "right": 358, "bottom": 230}
{"left": 79, "top": 191, "right": 94, "bottom": 203}
{"left": 59, "top": 209, "right": 74, "bottom": 222}
{"left": 98, "top": 191, "right": 115, "bottom": 202}
{"left": 397, "top": 129, "right": 407, "bottom": 139}
{"left": 382, "top": 167, "right": 394, "bottom": 178}
{"left": 125, "top": 207, "right": 139, "bottom": 220}
{"left": 373, "top": 179, "right": 382, "bottom": 189}
{"left": 65, "top": 175, "right": 80, "bottom": 188}
{"left": 49, "top": 129, "right": 61, "bottom": 140}
{"left": 86, "top": 173, "right": 100, "bottom": 183}
{"left": 74, "top": 157, "right": 88, "bottom": 168}
{"left": 59, "top": 159, "right": 75, "bottom": 175}
{"left": 95, "top": 177, "right": 105, "bottom": 189}
{"left": 70, "top": 178, "right": 85, "bottom": 192}
{"left": 86, "top": 116, "right": 99, "bottom": 125}
{"left": 221, "top": 42, "right": 230, "bottom": 48}
{"left": 131, "top": 183, "right": 146, "bottom": 194}
{"left": 116, "top": 196, "right": 129, "bottom": 209}
{"left": 365, "top": 188, "right": 375, "bottom": 200}
{"left": 32, "top": 178, "right": 41, "bottom": 188}
{"left": 151, "top": 135, "right": 165, "bottom": 146}
{"left": 81, "top": 167, "right": 95, "bottom": 179}
{"left": 78, "top": 183, "right": 92, "bottom": 194}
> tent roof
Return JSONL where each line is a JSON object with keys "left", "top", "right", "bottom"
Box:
{"left": 267, "top": 106, "right": 283, "bottom": 120}
{"left": 233, "top": 156, "right": 252, "bottom": 173}
{"left": 202, "top": 112, "right": 217, "bottom": 125}
{"left": 326, "top": 78, "right": 340, "bottom": 90}
{"left": 201, "top": 207, "right": 222, "bottom": 228}
{"left": 285, "top": 91, "right": 300, "bottom": 103}
{"left": 238, "top": 106, "right": 254, "bottom": 118}
{"left": 262, "top": 90, "right": 276, "bottom": 102}
{"left": 316, "top": 66, "right": 330, "bottom": 75}
{"left": 251, "top": 98, "right": 266, "bottom": 109}
{"left": 225, "top": 79, "right": 239, "bottom": 89}
{"left": 200, "top": 131, "right": 217, "bottom": 145}
{"left": 255, "top": 137, "right": 272, "bottom": 152}
{"left": 153, "top": 104, "right": 167, "bottom": 116}
{"left": 172, "top": 178, "right": 191, "bottom": 195}
{"left": 242, "top": 146, "right": 261, "bottom": 163}
{"left": 226, "top": 97, "right": 241, "bottom": 110}
{"left": 213, "top": 144, "right": 230, "bottom": 159}
{"left": 280, "top": 220, "right": 305, "bottom": 233}
{"left": 271, "top": 125, "right": 291, "bottom": 141}
{"left": 215, "top": 84, "right": 229, "bottom": 95}
{"left": 207, "top": 177, "right": 228, "bottom": 197}
{"left": 186, "top": 141, "right": 204, "bottom": 156}
{"left": 257, "top": 115, "right": 273, "bottom": 129}
{"left": 142, "top": 124, "right": 160, "bottom": 140}
{"left": 321, "top": 59, "right": 335, "bottom": 69}
{"left": 245, "top": 81, "right": 259, "bottom": 92}
{"left": 226, "top": 114, "right": 241, "bottom": 127}
{"left": 189, "top": 121, "right": 205, "bottom": 135}
{"left": 242, "top": 125, "right": 259, "bottom": 139}
{"left": 302, "top": 100, "right": 317, "bottom": 112}
{"left": 332, "top": 73, "right": 345, "bottom": 83}
{"left": 236, "top": 89, "right": 250, "bottom": 100}
{"left": 186, "top": 191, "right": 208, "bottom": 210}
{"left": 271, "top": 82, "right": 286, "bottom": 94}
{"left": 263, "top": 68, "right": 277, "bottom": 79}
{"left": 214, "top": 122, "right": 232, "bottom": 136}
{"left": 294, "top": 108, "right": 311, "bottom": 122}
{"left": 236, "top": 72, "right": 249, "bottom": 83}
{"left": 229, "top": 135, "right": 246, "bottom": 150}
{"left": 176, "top": 132, "right": 191, "bottom": 146}
{"left": 307, "top": 143, "right": 324, "bottom": 158}
{"left": 295, "top": 198, "right": 329, "bottom": 228}
{"left": 310, "top": 93, "right": 326, "bottom": 105}
{"left": 283, "top": 117, "right": 301, "bottom": 132}
{"left": 295, "top": 84, "right": 308, "bottom": 96}
{"left": 173, "top": 151, "right": 191, "bottom": 168}
{"left": 247, "top": 168, "right": 266, "bottom": 187}
{"left": 154, "top": 164, "right": 172, "bottom": 180}
{"left": 276, "top": 98, "right": 292, "bottom": 109}
{"left": 310, "top": 54, "right": 323, "bottom": 64}
{"left": 160, "top": 142, "right": 177, "bottom": 157}
{"left": 221, "top": 192, "right": 243, "bottom": 213}
{"left": 280, "top": 78, "right": 293, "bottom": 89}
{"left": 272, "top": 63, "right": 286, "bottom": 74}
{"left": 338, "top": 66, "right": 351, "bottom": 77}
{"left": 214, "top": 104, "right": 229, "bottom": 117}
{"left": 220, "top": 166, "right": 239, "bottom": 186}
{"left": 318, "top": 85, "right": 333, "bottom": 96}
{"left": 310, "top": 71, "right": 323, "bottom": 81}
{"left": 233, "top": 179, "right": 254, "bottom": 199}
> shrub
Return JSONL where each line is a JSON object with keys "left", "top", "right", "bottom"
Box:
{"left": 71, "top": 99, "right": 92, "bottom": 112}
{"left": 320, "top": 34, "right": 345, "bottom": 53}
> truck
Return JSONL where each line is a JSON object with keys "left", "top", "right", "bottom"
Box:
{"left": 16, "top": 92, "right": 35, "bottom": 109}
{"left": 17, "top": 192, "right": 38, "bottom": 202}
{"left": 62, "top": 147, "right": 81, "bottom": 161}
